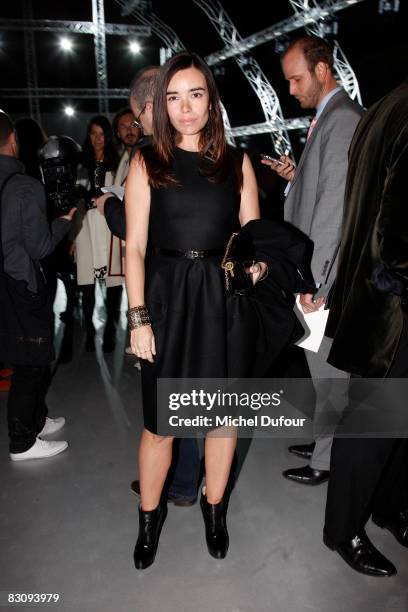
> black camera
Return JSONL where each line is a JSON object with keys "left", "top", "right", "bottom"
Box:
{"left": 39, "top": 136, "right": 93, "bottom": 216}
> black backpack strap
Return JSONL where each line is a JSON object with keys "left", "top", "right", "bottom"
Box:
{"left": 0, "top": 172, "right": 21, "bottom": 272}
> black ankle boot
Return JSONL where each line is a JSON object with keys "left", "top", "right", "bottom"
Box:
{"left": 133, "top": 502, "right": 167, "bottom": 570}
{"left": 200, "top": 491, "right": 229, "bottom": 559}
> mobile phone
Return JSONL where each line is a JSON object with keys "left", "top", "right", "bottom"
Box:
{"left": 260, "top": 154, "right": 284, "bottom": 165}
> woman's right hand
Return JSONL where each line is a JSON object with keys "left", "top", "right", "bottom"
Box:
{"left": 130, "top": 325, "right": 156, "bottom": 363}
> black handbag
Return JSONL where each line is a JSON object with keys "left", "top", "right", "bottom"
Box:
{"left": 221, "top": 229, "right": 256, "bottom": 296}
{"left": 0, "top": 172, "right": 55, "bottom": 366}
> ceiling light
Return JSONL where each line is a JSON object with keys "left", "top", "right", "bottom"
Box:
{"left": 60, "top": 37, "right": 73, "bottom": 52}
{"left": 129, "top": 41, "right": 141, "bottom": 54}
{"left": 64, "top": 106, "right": 75, "bottom": 117}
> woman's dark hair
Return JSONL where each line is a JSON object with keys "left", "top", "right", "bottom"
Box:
{"left": 15, "top": 117, "right": 46, "bottom": 180}
{"left": 145, "top": 51, "right": 240, "bottom": 189}
{"left": 81, "top": 114, "right": 118, "bottom": 173}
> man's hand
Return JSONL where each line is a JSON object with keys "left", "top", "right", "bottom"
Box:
{"left": 299, "top": 292, "right": 325, "bottom": 314}
{"left": 94, "top": 192, "right": 114, "bottom": 216}
{"left": 261, "top": 155, "right": 296, "bottom": 182}
{"left": 60, "top": 207, "right": 77, "bottom": 221}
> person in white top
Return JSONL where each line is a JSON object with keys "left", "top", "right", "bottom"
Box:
{"left": 72, "top": 115, "right": 123, "bottom": 352}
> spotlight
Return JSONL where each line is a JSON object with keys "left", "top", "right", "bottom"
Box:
{"left": 60, "top": 37, "right": 73, "bottom": 52}
{"left": 129, "top": 41, "right": 141, "bottom": 54}
{"left": 64, "top": 106, "right": 75, "bottom": 117}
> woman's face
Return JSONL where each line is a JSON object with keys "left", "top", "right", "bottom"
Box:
{"left": 89, "top": 123, "right": 105, "bottom": 154}
{"left": 166, "top": 66, "right": 210, "bottom": 139}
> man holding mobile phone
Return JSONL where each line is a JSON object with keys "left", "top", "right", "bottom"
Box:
{"left": 264, "top": 35, "right": 363, "bottom": 485}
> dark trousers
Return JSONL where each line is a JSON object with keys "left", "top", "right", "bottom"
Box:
{"left": 325, "top": 320, "right": 408, "bottom": 543}
{"left": 7, "top": 365, "right": 50, "bottom": 453}
{"left": 165, "top": 438, "right": 201, "bottom": 499}
{"left": 81, "top": 283, "right": 122, "bottom": 339}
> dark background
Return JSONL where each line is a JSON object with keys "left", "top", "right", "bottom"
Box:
{"left": 0, "top": 0, "right": 406, "bottom": 156}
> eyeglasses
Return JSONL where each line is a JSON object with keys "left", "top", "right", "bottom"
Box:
{"left": 131, "top": 105, "right": 146, "bottom": 130}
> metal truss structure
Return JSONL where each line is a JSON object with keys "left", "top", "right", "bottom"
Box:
{"left": 0, "top": 0, "right": 151, "bottom": 117}
{"left": 92, "top": 0, "right": 108, "bottom": 114}
{"left": 229, "top": 116, "right": 310, "bottom": 138}
{"left": 1, "top": 88, "right": 129, "bottom": 99}
{"left": 1, "top": 0, "right": 365, "bottom": 144}
{"left": 195, "top": 0, "right": 292, "bottom": 155}
{"left": 22, "top": 0, "right": 40, "bottom": 124}
{"left": 115, "top": 0, "right": 184, "bottom": 52}
{"left": 200, "top": 0, "right": 364, "bottom": 144}
{"left": 0, "top": 19, "right": 150, "bottom": 36}
{"left": 378, "top": 0, "right": 400, "bottom": 13}
{"left": 206, "top": 0, "right": 365, "bottom": 64}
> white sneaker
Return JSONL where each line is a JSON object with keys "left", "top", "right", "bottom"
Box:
{"left": 10, "top": 437, "right": 68, "bottom": 461}
{"left": 38, "top": 416, "right": 66, "bottom": 436}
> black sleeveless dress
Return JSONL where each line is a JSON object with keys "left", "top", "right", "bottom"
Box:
{"left": 140, "top": 146, "right": 242, "bottom": 433}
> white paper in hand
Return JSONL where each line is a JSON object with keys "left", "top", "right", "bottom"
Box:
{"left": 294, "top": 295, "right": 329, "bottom": 353}
{"left": 101, "top": 185, "right": 125, "bottom": 201}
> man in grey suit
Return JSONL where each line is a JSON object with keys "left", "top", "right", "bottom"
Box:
{"left": 263, "top": 35, "right": 364, "bottom": 484}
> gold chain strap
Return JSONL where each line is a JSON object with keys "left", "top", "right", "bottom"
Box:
{"left": 221, "top": 232, "right": 239, "bottom": 290}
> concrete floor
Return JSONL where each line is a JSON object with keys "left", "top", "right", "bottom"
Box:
{"left": 1, "top": 283, "right": 407, "bottom": 612}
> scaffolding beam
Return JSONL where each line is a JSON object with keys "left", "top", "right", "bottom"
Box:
{"left": 196, "top": 0, "right": 292, "bottom": 155}
{"left": 0, "top": 88, "right": 129, "bottom": 99}
{"left": 0, "top": 19, "right": 150, "bottom": 36}
{"left": 206, "top": 0, "right": 365, "bottom": 65}
{"left": 114, "top": 0, "right": 236, "bottom": 144}
{"left": 228, "top": 116, "right": 311, "bottom": 137}
{"left": 22, "top": 0, "right": 40, "bottom": 124}
{"left": 92, "top": 0, "right": 109, "bottom": 114}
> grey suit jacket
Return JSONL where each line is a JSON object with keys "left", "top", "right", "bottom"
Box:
{"left": 284, "top": 89, "right": 364, "bottom": 298}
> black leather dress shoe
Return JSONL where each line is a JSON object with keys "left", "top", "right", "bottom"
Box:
{"left": 282, "top": 464, "right": 329, "bottom": 485}
{"left": 288, "top": 442, "right": 315, "bottom": 459}
{"left": 323, "top": 528, "right": 397, "bottom": 577}
{"left": 372, "top": 511, "right": 408, "bottom": 547}
{"left": 130, "top": 480, "right": 197, "bottom": 507}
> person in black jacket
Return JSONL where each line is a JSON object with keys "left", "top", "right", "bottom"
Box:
{"left": 0, "top": 112, "right": 75, "bottom": 461}
{"left": 323, "top": 81, "right": 408, "bottom": 577}
{"left": 95, "top": 67, "right": 158, "bottom": 238}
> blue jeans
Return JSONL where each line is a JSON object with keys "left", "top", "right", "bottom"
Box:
{"left": 166, "top": 438, "right": 202, "bottom": 499}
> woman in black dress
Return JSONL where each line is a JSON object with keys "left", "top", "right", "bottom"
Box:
{"left": 125, "top": 52, "right": 266, "bottom": 569}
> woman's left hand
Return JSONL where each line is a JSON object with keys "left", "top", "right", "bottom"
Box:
{"left": 246, "top": 261, "right": 268, "bottom": 285}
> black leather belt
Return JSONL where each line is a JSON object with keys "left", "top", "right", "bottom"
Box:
{"left": 153, "top": 248, "right": 224, "bottom": 259}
